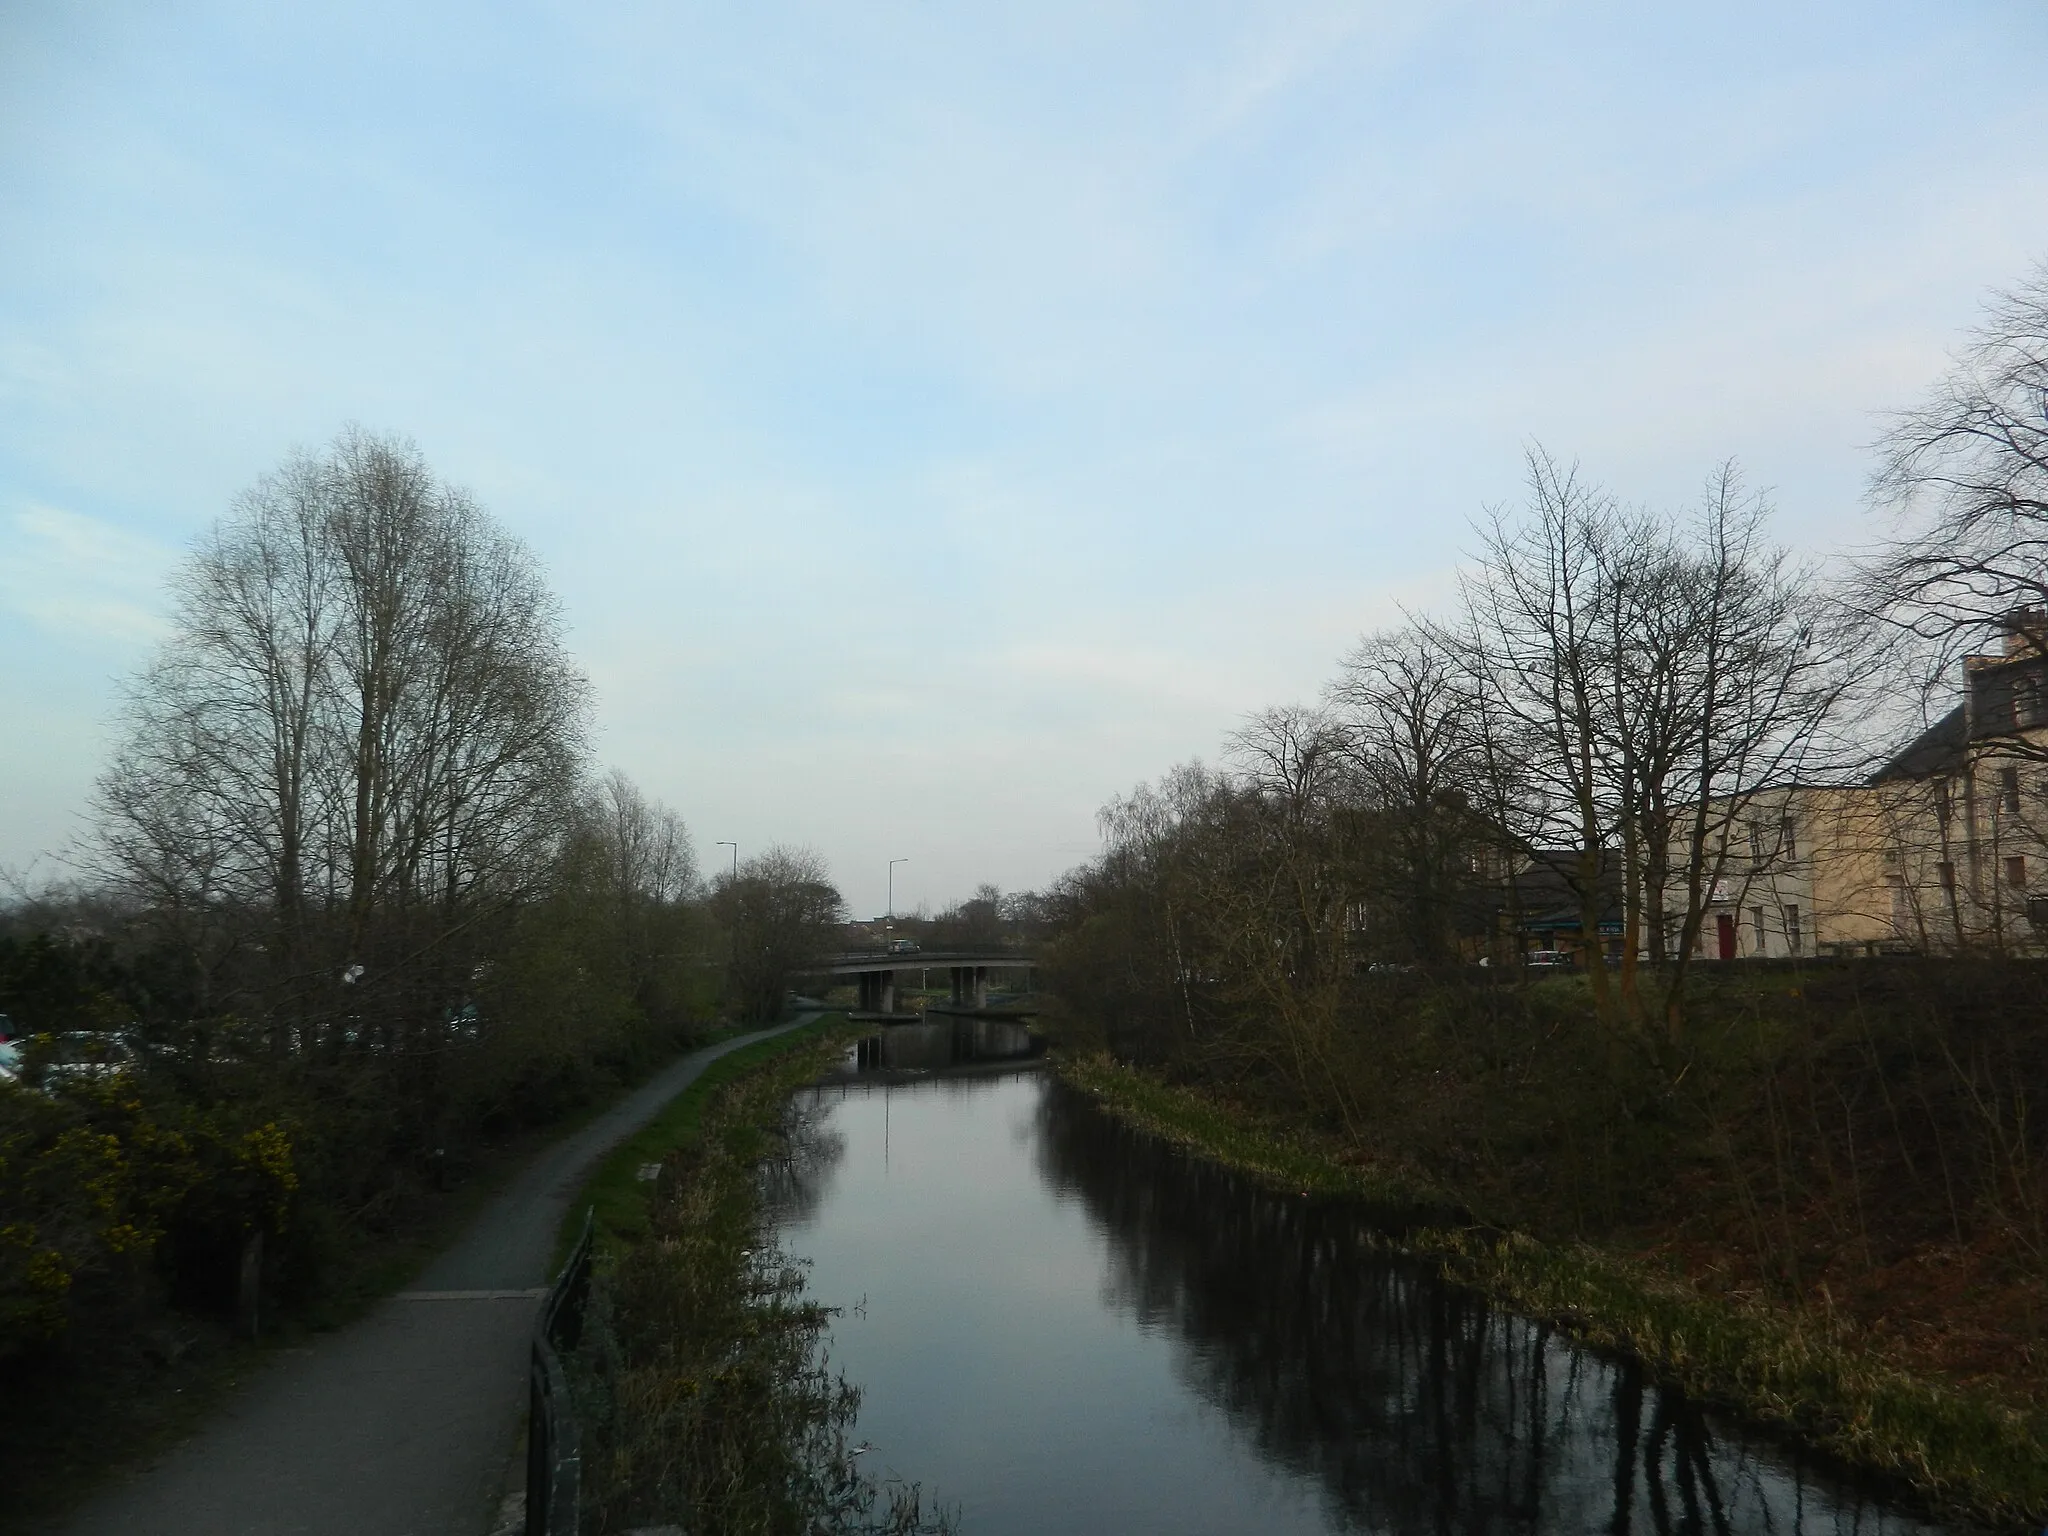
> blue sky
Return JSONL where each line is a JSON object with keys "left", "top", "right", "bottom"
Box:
{"left": 6, "top": 2, "right": 2048, "bottom": 915}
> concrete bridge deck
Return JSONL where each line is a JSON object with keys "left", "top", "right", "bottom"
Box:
{"left": 819, "top": 948, "right": 1037, "bottom": 974}
{"left": 818, "top": 948, "right": 1036, "bottom": 1016}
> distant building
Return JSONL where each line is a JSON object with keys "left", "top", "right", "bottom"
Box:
{"left": 1860, "top": 611, "right": 2048, "bottom": 954}
{"left": 1506, "top": 849, "right": 1624, "bottom": 964}
{"left": 1664, "top": 783, "right": 1895, "bottom": 961}
{"left": 1672, "top": 609, "right": 2048, "bottom": 959}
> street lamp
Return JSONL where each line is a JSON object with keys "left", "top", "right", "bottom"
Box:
{"left": 713, "top": 843, "right": 739, "bottom": 976}
{"left": 888, "top": 858, "right": 908, "bottom": 937}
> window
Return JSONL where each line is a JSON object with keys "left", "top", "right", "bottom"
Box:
{"left": 1748, "top": 821, "right": 1765, "bottom": 866}
{"left": 1781, "top": 817, "right": 1798, "bottom": 860}
{"left": 2001, "top": 765, "right": 2022, "bottom": 815}
{"left": 1938, "top": 861, "right": 1956, "bottom": 890}
{"left": 1936, "top": 779, "right": 1953, "bottom": 826}
{"left": 2018, "top": 676, "right": 2043, "bottom": 728}
{"left": 1751, "top": 906, "right": 1768, "bottom": 950}
{"left": 1785, "top": 905, "right": 1802, "bottom": 953}
{"left": 1888, "top": 876, "right": 1911, "bottom": 928}
{"left": 2007, "top": 855, "right": 2028, "bottom": 890}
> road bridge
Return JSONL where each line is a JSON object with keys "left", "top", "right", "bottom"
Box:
{"left": 818, "top": 948, "right": 1036, "bottom": 1015}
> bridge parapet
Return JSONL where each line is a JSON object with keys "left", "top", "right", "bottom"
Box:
{"left": 823, "top": 947, "right": 1037, "bottom": 974}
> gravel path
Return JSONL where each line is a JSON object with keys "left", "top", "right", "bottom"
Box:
{"left": 59, "top": 1018, "right": 814, "bottom": 1536}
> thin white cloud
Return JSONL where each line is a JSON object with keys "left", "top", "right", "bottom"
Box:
{"left": 5, "top": 1, "right": 2048, "bottom": 912}
{"left": 0, "top": 504, "right": 175, "bottom": 650}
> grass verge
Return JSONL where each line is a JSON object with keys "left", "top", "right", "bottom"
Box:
{"left": 558, "top": 1013, "right": 846, "bottom": 1263}
{"left": 1057, "top": 1051, "right": 2048, "bottom": 1533}
{"left": 569, "top": 1015, "right": 955, "bottom": 1534}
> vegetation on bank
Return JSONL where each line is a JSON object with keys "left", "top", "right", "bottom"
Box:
{"left": 564, "top": 1014, "right": 840, "bottom": 1259}
{"left": 1055, "top": 1035, "right": 2048, "bottom": 1531}
{"left": 1029, "top": 304, "right": 2048, "bottom": 1520}
{"left": 569, "top": 1022, "right": 955, "bottom": 1535}
{"left": 1020, "top": 268, "right": 2048, "bottom": 1526}
{"left": 0, "top": 921, "right": 733, "bottom": 1532}
{"left": 0, "top": 431, "right": 851, "bottom": 1526}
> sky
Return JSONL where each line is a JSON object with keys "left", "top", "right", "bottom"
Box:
{"left": 5, "top": 2, "right": 2048, "bottom": 917}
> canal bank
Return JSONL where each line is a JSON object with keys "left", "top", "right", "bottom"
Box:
{"left": 1053, "top": 1051, "right": 2048, "bottom": 1532}
{"left": 768, "top": 1056, "right": 1975, "bottom": 1535}
{"left": 560, "top": 1017, "right": 957, "bottom": 1536}
{"left": 49, "top": 1019, "right": 828, "bottom": 1536}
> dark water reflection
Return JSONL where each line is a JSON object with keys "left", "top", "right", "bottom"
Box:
{"left": 1035, "top": 1088, "right": 1959, "bottom": 1536}
{"left": 842, "top": 1017, "right": 1041, "bottom": 1074}
{"left": 772, "top": 1071, "right": 1959, "bottom": 1536}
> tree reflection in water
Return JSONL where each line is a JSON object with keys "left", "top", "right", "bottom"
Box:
{"left": 1033, "top": 1085, "right": 1955, "bottom": 1536}
{"left": 758, "top": 1094, "right": 849, "bottom": 1228}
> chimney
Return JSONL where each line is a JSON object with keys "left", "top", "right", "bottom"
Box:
{"left": 2004, "top": 606, "right": 2047, "bottom": 657}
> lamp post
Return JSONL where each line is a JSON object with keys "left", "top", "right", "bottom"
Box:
{"left": 714, "top": 843, "right": 739, "bottom": 978}
{"left": 888, "top": 858, "right": 908, "bottom": 943}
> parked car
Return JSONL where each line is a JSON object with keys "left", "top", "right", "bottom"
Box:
{"left": 0, "top": 1039, "right": 18, "bottom": 1084}
{"left": 23, "top": 1030, "right": 137, "bottom": 1086}
{"left": 1524, "top": 949, "right": 1576, "bottom": 970}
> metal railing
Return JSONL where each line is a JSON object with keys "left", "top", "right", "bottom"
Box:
{"left": 527, "top": 1208, "right": 595, "bottom": 1536}
{"left": 825, "top": 945, "right": 1038, "bottom": 963}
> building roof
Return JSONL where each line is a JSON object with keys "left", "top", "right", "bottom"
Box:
{"left": 1507, "top": 850, "right": 1623, "bottom": 932}
{"left": 1872, "top": 705, "right": 1966, "bottom": 784}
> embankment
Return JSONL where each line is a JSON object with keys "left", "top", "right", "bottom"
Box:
{"left": 1056, "top": 1047, "right": 2048, "bottom": 1532}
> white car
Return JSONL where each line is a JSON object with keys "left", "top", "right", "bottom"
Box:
{"left": 24, "top": 1031, "right": 136, "bottom": 1086}
{"left": 0, "top": 1038, "right": 18, "bottom": 1083}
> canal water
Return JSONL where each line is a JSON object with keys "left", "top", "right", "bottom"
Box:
{"left": 770, "top": 1051, "right": 1960, "bottom": 1536}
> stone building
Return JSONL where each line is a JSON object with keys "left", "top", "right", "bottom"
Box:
{"left": 1861, "top": 615, "right": 2048, "bottom": 954}
{"left": 1677, "top": 611, "right": 2048, "bottom": 959}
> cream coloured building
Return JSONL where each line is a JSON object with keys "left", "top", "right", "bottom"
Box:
{"left": 1858, "top": 627, "right": 2048, "bottom": 955}
{"left": 1674, "top": 618, "right": 2048, "bottom": 959}
{"left": 1668, "top": 783, "right": 1894, "bottom": 961}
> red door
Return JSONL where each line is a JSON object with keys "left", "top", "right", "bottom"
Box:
{"left": 1716, "top": 913, "right": 1737, "bottom": 960}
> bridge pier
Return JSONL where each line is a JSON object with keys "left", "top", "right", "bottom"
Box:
{"left": 825, "top": 950, "right": 1034, "bottom": 1017}
{"left": 856, "top": 970, "right": 896, "bottom": 1014}
{"left": 948, "top": 966, "right": 989, "bottom": 1009}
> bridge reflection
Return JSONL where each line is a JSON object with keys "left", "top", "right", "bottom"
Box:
{"left": 845, "top": 1016, "right": 1042, "bottom": 1075}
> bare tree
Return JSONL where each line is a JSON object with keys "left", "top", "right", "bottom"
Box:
{"left": 1459, "top": 452, "right": 1845, "bottom": 1036}
{"left": 1460, "top": 450, "right": 1627, "bottom": 1024}
{"left": 1093, "top": 761, "right": 1229, "bottom": 1052}
{"left": 712, "top": 846, "right": 843, "bottom": 1022}
{"left": 578, "top": 769, "right": 704, "bottom": 1023}
{"left": 1219, "top": 709, "right": 1365, "bottom": 1130}
{"left": 93, "top": 427, "right": 590, "bottom": 1049}
{"left": 933, "top": 882, "right": 1008, "bottom": 948}
{"left": 584, "top": 769, "right": 698, "bottom": 910}
{"left": 1867, "top": 266, "right": 2048, "bottom": 723}
{"left": 1654, "top": 468, "right": 1848, "bottom": 1028}
{"left": 1326, "top": 629, "right": 1486, "bottom": 966}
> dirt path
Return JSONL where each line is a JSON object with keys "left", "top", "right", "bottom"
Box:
{"left": 59, "top": 1018, "right": 814, "bottom": 1536}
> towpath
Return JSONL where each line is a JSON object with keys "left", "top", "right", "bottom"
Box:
{"left": 59, "top": 1018, "right": 814, "bottom": 1536}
